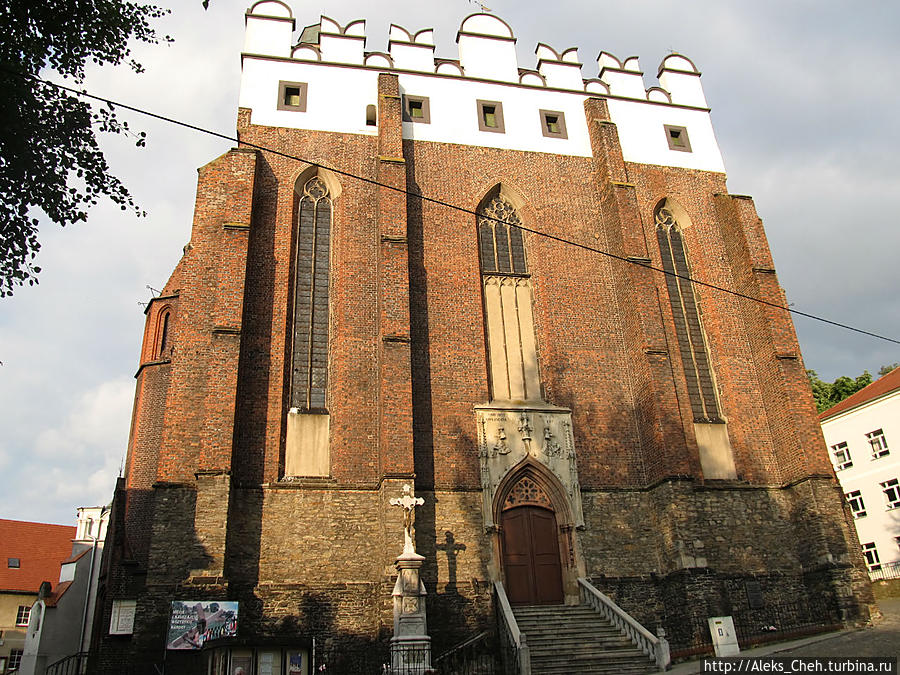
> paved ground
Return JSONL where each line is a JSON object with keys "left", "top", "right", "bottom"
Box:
{"left": 668, "top": 598, "right": 900, "bottom": 674}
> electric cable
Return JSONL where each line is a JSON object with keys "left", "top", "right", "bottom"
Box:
{"left": 5, "top": 67, "right": 899, "bottom": 346}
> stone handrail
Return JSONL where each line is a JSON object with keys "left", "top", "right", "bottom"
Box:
{"left": 578, "top": 578, "right": 670, "bottom": 671}
{"left": 494, "top": 581, "right": 531, "bottom": 675}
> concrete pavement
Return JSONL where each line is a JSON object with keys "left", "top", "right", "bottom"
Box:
{"left": 667, "top": 597, "right": 900, "bottom": 674}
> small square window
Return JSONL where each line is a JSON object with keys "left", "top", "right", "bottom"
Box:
{"left": 831, "top": 441, "right": 852, "bottom": 471}
{"left": 881, "top": 477, "right": 900, "bottom": 509}
{"left": 845, "top": 490, "right": 867, "bottom": 518}
{"left": 862, "top": 542, "right": 881, "bottom": 571}
{"left": 539, "top": 109, "right": 568, "bottom": 139}
{"left": 16, "top": 605, "right": 31, "bottom": 626}
{"left": 664, "top": 124, "right": 692, "bottom": 152}
{"left": 867, "top": 429, "right": 889, "bottom": 458}
{"left": 277, "top": 81, "right": 308, "bottom": 112}
{"left": 8, "top": 557, "right": 20, "bottom": 568}
{"left": 402, "top": 95, "right": 430, "bottom": 124}
{"left": 477, "top": 100, "right": 505, "bottom": 133}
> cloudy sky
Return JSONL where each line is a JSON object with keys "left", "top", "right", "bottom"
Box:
{"left": 2, "top": 0, "right": 898, "bottom": 525}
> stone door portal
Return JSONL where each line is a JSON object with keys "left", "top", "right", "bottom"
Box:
{"left": 500, "top": 477, "right": 564, "bottom": 605}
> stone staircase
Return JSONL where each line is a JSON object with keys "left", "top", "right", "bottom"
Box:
{"left": 512, "top": 604, "right": 658, "bottom": 674}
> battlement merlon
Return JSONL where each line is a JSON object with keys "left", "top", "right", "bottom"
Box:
{"left": 240, "top": 1, "right": 726, "bottom": 172}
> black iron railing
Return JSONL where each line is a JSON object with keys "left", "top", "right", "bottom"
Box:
{"left": 433, "top": 631, "right": 498, "bottom": 675}
{"left": 46, "top": 652, "right": 89, "bottom": 675}
{"left": 667, "top": 596, "right": 842, "bottom": 658}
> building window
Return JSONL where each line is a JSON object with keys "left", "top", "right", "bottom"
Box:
{"left": 478, "top": 194, "right": 527, "bottom": 275}
{"left": 831, "top": 441, "right": 852, "bottom": 471}
{"left": 867, "top": 429, "right": 889, "bottom": 458}
{"left": 290, "top": 176, "right": 332, "bottom": 411}
{"left": 277, "top": 81, "right": 308, "bottom": 112}
{"left": 7, "top": 557, "right": 19, "bottom": 568}
{"left": 862, "top": 542, "right": 881, "bottom": 571}
{"left": 9, "top": 650, "right": 23, "bottom": 671}
{"left": 365, "top": 104, "right": 377, "bottom": 126}
{"left": 158, "top": 310, "right": 170, "bottom": 357}
{"left": 655, "top": 206, "right": 721, "bottom": 422}
{"left": 402, "top": 95, "right": 430, "bottom": 124}
{"left": 539, "top": 109, "right": 567, "bottom": 139}
{"left": 477, "top": 100, "right": 505, "bottom": 133}
{"left": 16, "top": 605, "right": 31, "bottom": 626}
{"left": 664, "top": 124, "right": 692, "bottom": 152}
{"left": 881, "top": 477, "right": 900, "bottom": 509}
{"left": 845, "top": 490, "right": 867, "bottom": 518}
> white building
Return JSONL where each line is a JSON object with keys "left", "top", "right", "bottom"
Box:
{"left": 19, "top": 507, "right": 109, "bottom": 675}
{"left": 821, "top": 368, "right": 900, "bottom": 578}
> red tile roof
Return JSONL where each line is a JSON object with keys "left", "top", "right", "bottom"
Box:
{"left": 0, "top": 519, "right": 75, "bottom": 593}
{"left": 44, "top": 580, "right": 74, "bottom": 607}
{"left": 820, "top": 367, "right": 900, "bottom": 421}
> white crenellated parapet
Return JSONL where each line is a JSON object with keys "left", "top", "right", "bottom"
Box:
{"left": 535, "top": 44, "right": 584, "bottom": 90}
{"left": 389, "top": 25, "right": 436, "bottom": 72}
{"left": 658, "top": 53, "right": 707, "bottom": 107}
{"left": 319, "top": 16, "right": 366, "bottom": 65}
{"left": 457, "top": 14, "right": 519, "bottom": 82}
{"left": 598, "top": 52, "right": 647, "bottom": 99}
{"left": 244, "top": 0, "right": 295, "bottom": 58}
{"left": 239, "top": 3, "right": 725, "bottom": 172}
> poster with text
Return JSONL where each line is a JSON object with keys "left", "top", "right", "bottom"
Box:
{"left": 166, "top": 600, "right": 238, "bottom": 650}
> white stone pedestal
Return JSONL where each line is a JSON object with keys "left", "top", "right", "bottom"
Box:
{"left": 390, "top": 552, "right": 431, "bottom": 674}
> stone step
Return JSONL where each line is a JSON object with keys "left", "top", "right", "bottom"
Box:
{"left": 510, "top": 603, "right": 657, "bottom": 675}
{"left": 526, "top": 636, "right": 635, "bottom": 650}
{"left": 531, "top": 661, "right": 657, "bottom": 675}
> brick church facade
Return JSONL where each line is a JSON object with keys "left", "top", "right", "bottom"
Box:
{"left": 94, "top": 2, "right": 873, "bottom": 672}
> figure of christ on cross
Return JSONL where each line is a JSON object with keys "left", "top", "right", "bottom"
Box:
{"left": 390, "top": 484, "right": 425, "bottom": 555}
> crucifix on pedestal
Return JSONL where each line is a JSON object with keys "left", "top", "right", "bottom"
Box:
{"left": 390, "top": 484, "right": 425, "bottom": 556}
{"left": 388, "top": 484, "right": 432, "bottom": 674}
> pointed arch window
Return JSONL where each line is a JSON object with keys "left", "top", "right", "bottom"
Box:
{"left": 477, "top": 191, "right": 541, "bottom": 402}
{"left": 656, "top": 207, "right": 721, "bottom": 422}
{"left": 158, "top": 311, "right": 170, "bottom": 356}
{"left": 291, "top": 176, "right": 332, "bottom": 411}
{"left": 478, "top": 194, "right": 527, "bottom": 275}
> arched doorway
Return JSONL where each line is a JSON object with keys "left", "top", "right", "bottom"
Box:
{"left": 500, "top": 476, "right": 564, "bottom": 605}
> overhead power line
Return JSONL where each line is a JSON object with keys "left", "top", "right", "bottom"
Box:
{"left": 6, "top": 67, "right": 900, "bottom": 346}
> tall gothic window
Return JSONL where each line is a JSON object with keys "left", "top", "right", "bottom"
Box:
{"left": 656, "top": 206, "right": 721, "bottom": 422}
{"left": 291, "top": 176, "right": 332, "bottom": 411}
{"left": 478, "top": 195, "right": 527, "bottom": 275}
{"left": 478, "top": 191, "right": 541, "bottom": 402}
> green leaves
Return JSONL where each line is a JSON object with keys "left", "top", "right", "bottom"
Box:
{"left": 807, "top": 369, "right": 873, "bottom": 413}
{"left": 0, "top": 1, "right": 170, "bottom": 297}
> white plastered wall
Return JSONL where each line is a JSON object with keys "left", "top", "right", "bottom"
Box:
{"left": 821, "top": 390, "right": 900, "bottom": 568}
{"left": 240, "top": 5, "right": 727, "bottom": 170}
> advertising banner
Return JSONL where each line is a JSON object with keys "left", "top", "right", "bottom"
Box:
{"left": 166, "top": 600, "right": 238, "bottom": 650}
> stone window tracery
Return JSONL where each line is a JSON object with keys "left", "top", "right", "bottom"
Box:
{"left": 656, "top": 206, "right": 721, "bottom": 422}
{"left": 503, "top": 475, "right": 552, "bottom": 510}
{"left": 478, "top": 195, "right": 527, "bottom": 275}
{"left": 291, "top": 176, "right": 332, "bottom": 411}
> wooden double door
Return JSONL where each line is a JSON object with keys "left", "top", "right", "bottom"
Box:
{"left": 501, "top": 505, "right": 564, "bottom": 605}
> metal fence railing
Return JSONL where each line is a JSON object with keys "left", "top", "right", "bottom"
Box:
{"left": 869, "top": 560, "right": 900, "bottom": 581}
{"left": 667, "top": 596, "right": 842, "bottom": 659}
{"left": 46, "top": 652, "right": 89, "bottom": 675}
{"left": 432, "top": 631, "right": 498, "bottom": 675}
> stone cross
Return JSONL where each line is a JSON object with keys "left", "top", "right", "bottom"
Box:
{"left": 390, "top": 484, "right": 424, "bottom": 555}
